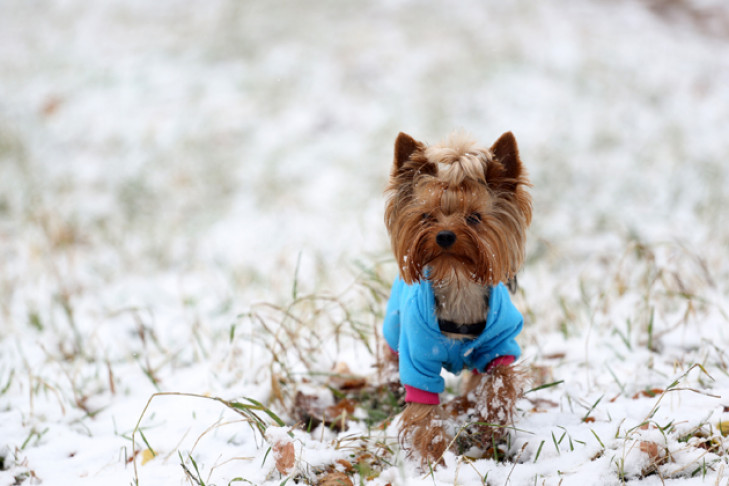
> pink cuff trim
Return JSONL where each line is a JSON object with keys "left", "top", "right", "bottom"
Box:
{"left": 388, "top": 345, "right": 398, "bottom": 356}
{"left": 404, "top": 385, "right": 440, "bottom": 405}
{"left": 485, "top": 355, "right": 516, "bottom": 373}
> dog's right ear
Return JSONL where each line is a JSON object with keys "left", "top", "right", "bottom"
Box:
{"left": 394, "top": 132, "right": 424, "bottom": 171}
{"left": 489, "top": 131, "right": 523, "bottom": 182}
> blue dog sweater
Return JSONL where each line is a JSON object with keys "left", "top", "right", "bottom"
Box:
{"left": 383, "top": 277, "right": 523, "bottom": 399}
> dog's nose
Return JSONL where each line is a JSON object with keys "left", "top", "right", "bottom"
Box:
{"left": 436, "top": 230, "right": 456, "bottom": 249}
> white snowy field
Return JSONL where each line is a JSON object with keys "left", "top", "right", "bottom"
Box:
{"left": 2, "top": 0, "right": 729, "bottom": 484}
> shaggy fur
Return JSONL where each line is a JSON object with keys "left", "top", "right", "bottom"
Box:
{"left": 398, "top": 402, "right": 449, "bottom": 465}
{"left": 383, "top": 130, "right": 532, "bottom": 465}
{"left": 385, "top": 130, "right": 531, "bottom": 291}
{"left": 443, "top": 365, "right": 530, "bottom": 450}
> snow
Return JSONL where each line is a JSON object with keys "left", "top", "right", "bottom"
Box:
{"left": 2, "top": 0, "right": 729, "bottom": 484}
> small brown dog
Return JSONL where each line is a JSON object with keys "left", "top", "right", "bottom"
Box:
{"left": 381, "top": 130, "right": 532, "bottom": 465}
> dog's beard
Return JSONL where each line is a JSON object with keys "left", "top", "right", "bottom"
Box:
{"left": 425, "top": 255, "right": 478, "bottom": 288}
{"left": 402, "top": 226, "right": 497, "bottom": 287}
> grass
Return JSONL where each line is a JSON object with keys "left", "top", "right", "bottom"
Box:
{"left": 2, "top": 2, "right": 729, "bottom": 484}
{"left": 4, "top": 232, "right": 728, "bottom": 485}
{"left": 110, "top": 236, "right": 725, "bottom": 485}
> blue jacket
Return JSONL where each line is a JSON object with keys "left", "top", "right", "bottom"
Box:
{"left": 383, "top": 277, "right": 523, "bottom": 395}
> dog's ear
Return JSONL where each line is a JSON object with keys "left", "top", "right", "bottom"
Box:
{"left": 394, "top": 132, "right": 425, "bottom": 172}
{"left": 489, "top": 131, "right": 523, "bottom": 181}
{"left": 489, "top": 131, "right": 532, "bottom": 226}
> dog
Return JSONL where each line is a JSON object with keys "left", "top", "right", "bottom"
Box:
{"left": 382, "top": 130, "right": 532, "bottom": 465}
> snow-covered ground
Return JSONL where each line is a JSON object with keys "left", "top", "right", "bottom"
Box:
{"left": 2, "top": 0, "right": 729, "bottom": 484}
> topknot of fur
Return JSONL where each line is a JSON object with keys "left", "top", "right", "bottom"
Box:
{"left": 385, "top": 129, "right": 531, "bottom": 286}
{"left": 424, "top": 131, "right": 490, "bottom": 186}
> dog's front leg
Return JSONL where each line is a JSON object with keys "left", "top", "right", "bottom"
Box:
{"left": 465, "top": 364, "right": 528, "bottom": 446}
{"left": 399, "top": 402, "right": 449, "bottom": 466}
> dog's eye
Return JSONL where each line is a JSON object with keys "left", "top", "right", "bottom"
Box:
{"left": 466, "top": 212, "right": 482, "bottom": 225}
{"left": 421, "top": 213, "right": 433, "bottom": 223}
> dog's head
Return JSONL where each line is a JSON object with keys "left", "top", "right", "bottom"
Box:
{"left": 385, "top": 130, "right": 532, "bottom": 286}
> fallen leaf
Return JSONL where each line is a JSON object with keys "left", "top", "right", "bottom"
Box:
{"left": 330, "top": 363, "right": 367, "bottom": 390}
{"left": 638, "top": 440, "right": 666, "bottom": 475}
{"left": 632, "top": 388, "right": 664, "bottom": 399}
{"left": 639, "top": 441, "right": 658, "bottom": 458}
{"left": 324, "top": 399, "right": 356, "bottom": 421}
{"left": 717, "top": 421, "right": 729, "bottom": 436}
{"left": 141, "top": 449, "right": 156, "bottom": 465}
{"left": 293, "top": 392, "right": 355, "bottom": 431}
{"left": 318, "top": 471, "right": 353, "bottom": 486}
{"left": 526, "top": 397, "right": 559, "bottom": 412}
{"left": 41, "top": 96, "right": 63, "bottom": 116}
{"left": 270, "top": 373, "right": 285, "bottom": 404}
{"left": 273, "top": 441, "right": 295, "bottom": 475}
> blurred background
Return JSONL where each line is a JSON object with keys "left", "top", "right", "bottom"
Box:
{"left": 2, "top": 0, "right": 729, "bottom": 483}
{"left": 1, "top": 0, "right": 728, "bottom": 303}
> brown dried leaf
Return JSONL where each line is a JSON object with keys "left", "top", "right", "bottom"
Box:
{"left": 324, "top": 398, "right": 356, "bottom": 420}
{"left": 335, "top": 459, "right": 353, "bottom": 472}
{"left": 318, "top": 471, "right": 353, "bottom": 486}
{"left": 639, "top": 441, "right": 659, "bottom": 458}
{"left": 41, "top": 96, "right": 63, "bottom": 116}
{"left": 334, "top": 376, "right": 368, "bottom": 390}
{"left": 273, "top": 441, "right": 295, "bottom": 475}
{"left": 293, "top": 392, "right": 355, "bottom": 431}
{"left": 632, "top": 388, "right": 664, "bottom": 399}
{"left": 330, "top": 362, "right": 367, "bottom": 390}
{"left": 270, "top": 373, "right": 285, "bottom": 405}
{"left": 294, "top": 392, "right": 325, "bottom": 429}
{"left": 639, "top": 440, "right": 667, "bottom": 475}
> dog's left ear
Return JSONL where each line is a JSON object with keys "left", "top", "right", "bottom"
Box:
{"left": 394, "top": 132, "right": 425, "bottom": 172}
{"left": 490, "top": 131, "right": 523, "bottom": 181}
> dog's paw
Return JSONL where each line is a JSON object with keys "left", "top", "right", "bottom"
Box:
{"left": 399, "top": 403, "right": 449, "bottom": 466}
{"left": 442, "top": 365, "right": 529, "bottom": 454}
{"left": 473, "top": 365, "right": 527, "bottom": 423}
{"left": 469, "top": 365, "right": 528, "bottom": 443}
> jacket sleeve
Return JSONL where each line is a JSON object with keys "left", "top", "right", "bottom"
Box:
{"left": 382, "top": 277, "right": 402, "bottom": 352}
{"left": 471, "top": 284, "right": 523, "bottom": 372}
{"left": 397, "top": 288, "right": 447, "bottom": 397}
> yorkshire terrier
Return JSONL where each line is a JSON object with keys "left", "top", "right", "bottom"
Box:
{"left": 382, "top": 130, "right": 532, "bottom": 465}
